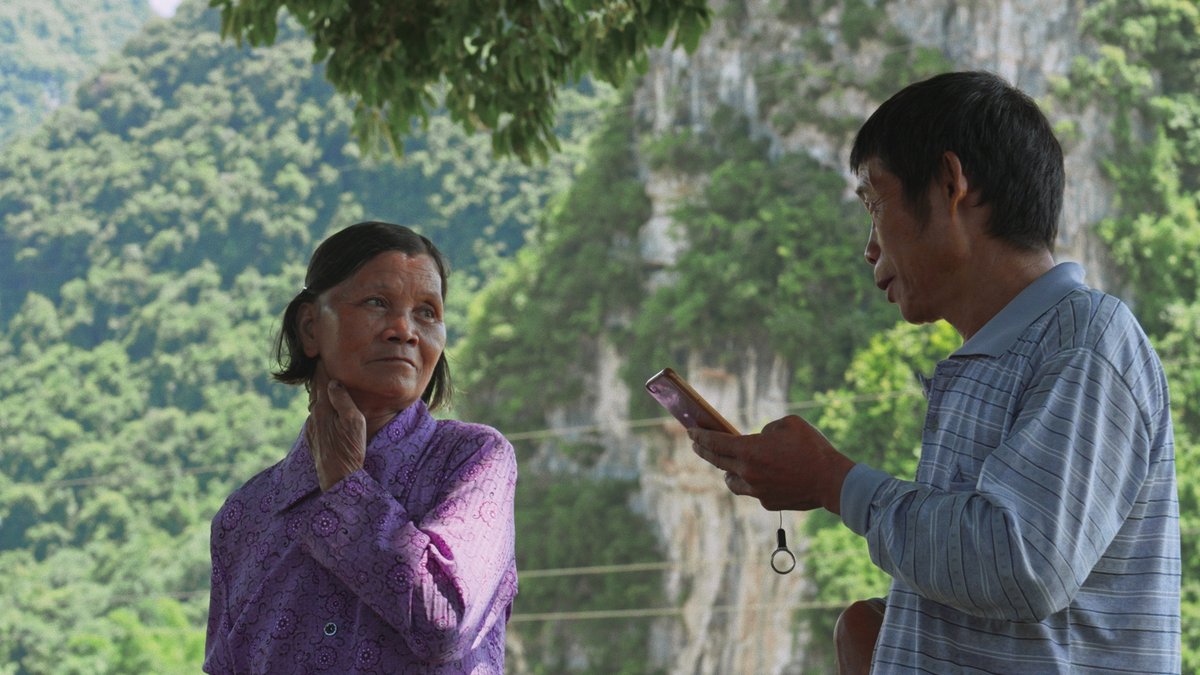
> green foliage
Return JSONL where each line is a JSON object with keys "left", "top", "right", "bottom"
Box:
{"left": 0, "top": 2, "right": 615, "bottom": 673}
{"left": 1159, "top": 305, "right": 1200, "bottom": 672}
{"left": 626, "top": 112, "right": 893, "bottom": 406}
{"left": 815, "top": 321, "right": 960, "bottom": 475}
{"left": 776, "top": 0, "right": 838, "bottom": 24}
{"left": 799, "top": 320, "right": 959, "bottom": 672}
{"left": 1066, "top": 0, "right": 1200, "bottom": 334}
{"left": 755, "top": 2, "right": 953, "bottom": 140}
{"left": 838, "top": 0, "right": 884, "bottom": 49}
{"left": 3, "top": 1, "right": 1197, "bottom": 672}
{"left": 210, "top": 0, "right": 712, "bottom": 163}
{"left": 640, "top": 105, "right": 767, "bottom": 174}
{"left": 63, "top": 598, "right": 206, "bottom": 674}
{"left": 455, "top": 99, "right": 651, "bottom": 436}
{"left": 0, "top": 0, "right": 152, "bottom": 145}
{"left": 640, "top": 127, "right": 721, "bottom": 173}
{"left": 512, "top": 477, "right": 665, "bottom": 674}
{"left": 1063, "top": 7, "right": 1200, "bottom": 663}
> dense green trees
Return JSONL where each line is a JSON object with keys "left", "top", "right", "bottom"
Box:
{"left": 1, "top": 0, "right": 1197, "bottom": 673}
{"left": 0, "top": 0, "right": 152, "bottom": 145}
{"left": 1064, "top": 1, "right": 1200, "bottom": 668}
{"left": 0, "top": 2, "right": 622, "bottom": 671}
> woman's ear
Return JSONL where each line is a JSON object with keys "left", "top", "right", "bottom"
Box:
{"left": 298, "top": 302, "right": 320, "bottom": 358}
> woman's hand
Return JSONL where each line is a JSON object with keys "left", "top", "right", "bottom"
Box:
{"left": 307, "top": 362, "right": 367, "bottom": 492}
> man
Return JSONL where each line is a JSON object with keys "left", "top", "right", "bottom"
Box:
{"left": 689, "top": 71, "right": 1180, "bottom": 672}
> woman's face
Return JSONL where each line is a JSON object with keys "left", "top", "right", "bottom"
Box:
{"left": 299, "top": 251, "right": 446, "bottom": 413}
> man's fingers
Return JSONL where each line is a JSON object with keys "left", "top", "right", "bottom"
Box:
{"left": 688, "top": 427, "right": 746, "bottom": 474}
{"left": 724, "top": 471, "right": 752, "bottom": 496}
{"left": 688, "top": 427, "right": 738, "bottom": 453}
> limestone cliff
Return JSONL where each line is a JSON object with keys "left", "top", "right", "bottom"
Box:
{"left": 544, "top": 1, "right": 1119, "bottom": 672}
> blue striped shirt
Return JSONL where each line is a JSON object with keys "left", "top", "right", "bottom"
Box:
{"left": 841, "top": 263, "right": 1181, "bottom": 673}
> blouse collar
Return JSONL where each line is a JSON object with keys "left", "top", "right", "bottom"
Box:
{"left": 270, "top": 400, "right": 435, "bottom": 513}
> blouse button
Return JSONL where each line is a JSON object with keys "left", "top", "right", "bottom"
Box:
{"left": 323, "top": 622, "right": 337, "bottom": 637}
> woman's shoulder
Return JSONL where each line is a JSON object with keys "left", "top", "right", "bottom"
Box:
{"left": 427, "top": 418, "right": 516, "bottom": 472}
{"left": 210, "top": 451, "right": 294, "bottom": 528}
{"left": 431, "top": 417, "right": 511, "bottom": 449}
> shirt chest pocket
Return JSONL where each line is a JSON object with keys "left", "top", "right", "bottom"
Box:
{"left": 920, "top": 402, "right": 1006, "bottom": 491}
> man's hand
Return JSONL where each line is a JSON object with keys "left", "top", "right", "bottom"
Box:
{"left": 306, "top": 363, "right": 367, "bottom": 492}
{"left": 688, "top": 415, "right": 856, "bottom": 514}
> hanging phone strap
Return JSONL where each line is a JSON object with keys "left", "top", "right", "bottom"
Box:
{"left": 770, "top": 511, "right": 796, "bottom": 574}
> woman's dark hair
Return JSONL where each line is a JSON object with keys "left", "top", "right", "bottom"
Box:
{"left": 273, "top": 221, "right": 453, "bottom": 410}
{"left": 849, "top": 71, "right": 1064, "bottom": 251}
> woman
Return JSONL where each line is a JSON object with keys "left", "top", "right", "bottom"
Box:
{"left": 204, "top": 222, "right": 518, "bottom": 674}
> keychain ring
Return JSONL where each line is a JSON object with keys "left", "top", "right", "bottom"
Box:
{"left": 771, "top": 516, "right": 796, "bottom": 575}
{"left": 771, "top": 545, "right": 796, "bottom": 575}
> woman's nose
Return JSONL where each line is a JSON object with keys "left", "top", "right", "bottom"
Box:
{"left": 385, "top": 311, "right": 418, "bottom": 342}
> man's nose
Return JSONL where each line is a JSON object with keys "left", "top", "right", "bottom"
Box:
{"left": 864, "top": 227, "right": 880, "bottom": 266}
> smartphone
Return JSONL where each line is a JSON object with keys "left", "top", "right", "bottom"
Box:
{"left": 644, "top": 367, "right": 739, "bottom": 434}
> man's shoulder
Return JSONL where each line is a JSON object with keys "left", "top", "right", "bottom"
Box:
{"left": 1033, "top": 287, "right": 1169, "bottom": 410}
{"left": 1037, "top": 287, "right": 1150, "bottom": 356}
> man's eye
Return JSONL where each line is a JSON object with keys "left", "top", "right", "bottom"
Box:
{"left": 364, "top": 297, "right": 386, "bottom": 307}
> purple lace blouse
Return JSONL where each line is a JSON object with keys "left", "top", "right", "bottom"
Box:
{"left": 204, "top": 401, "right": 518, "bottom": 674}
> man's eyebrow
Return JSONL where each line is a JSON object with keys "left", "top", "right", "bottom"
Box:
{"left": 853, "top": 170, "right": 872, "bottom": 198}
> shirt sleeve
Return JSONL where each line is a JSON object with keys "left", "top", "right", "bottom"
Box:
{"left": 298, "top": 427, "right": 518, "bottom": 663}
{"left": 843, "top": 348, "right": 1154, "bottom": 622}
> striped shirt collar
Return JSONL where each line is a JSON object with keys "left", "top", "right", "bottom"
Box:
{"left": 953, "top": 262, "right": 1087, "bottom": 358}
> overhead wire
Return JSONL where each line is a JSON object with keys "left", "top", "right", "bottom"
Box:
{"left": 13, "top": 387, "right": 924, "bottom": 491}
{"left": 101, "top": 557, "right": 876, "bottom": 620}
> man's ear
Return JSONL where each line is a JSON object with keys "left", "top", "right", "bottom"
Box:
{"left": 940, "top": 151, "right": 971, "bottom": 213}
{"left": 298, "top": 302, "right": 320, "bottom": 358}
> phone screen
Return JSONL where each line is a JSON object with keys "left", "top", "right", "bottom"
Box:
{"left": 645, "top": 368, "right": 739, "bottom": 435}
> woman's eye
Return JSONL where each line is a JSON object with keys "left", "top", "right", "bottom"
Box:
{"left": 417, "top": 305, "right": 440, "bottom": 321}
{"left": 364, "top": 297, "right": 386, "bottom": 307}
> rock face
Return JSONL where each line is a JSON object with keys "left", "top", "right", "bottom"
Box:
{"left": 566, "top": 1, "right": 1118, "bottom": 672}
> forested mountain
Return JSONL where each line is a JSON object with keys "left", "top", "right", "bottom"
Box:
{"left": 0, "top": 1, "right": 614, "bottom": 672}
{"left": 0, "top": 0, "right": 153, "bottom": 145}
{"left": 2, "top": 0, "right": 1198, "bottom": 673}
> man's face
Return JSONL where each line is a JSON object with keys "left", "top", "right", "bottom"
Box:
{"left": 856, "top": 157, "right": 968, "bottom": 325}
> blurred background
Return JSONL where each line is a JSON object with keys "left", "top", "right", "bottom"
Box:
{"left": 0, "top": 0, "right": 1197, "bottom": 673}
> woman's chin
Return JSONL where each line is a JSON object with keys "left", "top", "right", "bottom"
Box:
{"left": 343, "top": 385, "right": 423, "bottom": 412}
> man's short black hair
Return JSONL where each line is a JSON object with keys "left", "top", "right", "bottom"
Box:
{"left": 849, "top": 71, "right": 1064, "bottom": 251}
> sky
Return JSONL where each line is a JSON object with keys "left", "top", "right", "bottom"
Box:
{"left": 148, "top": 0, "right": 184, "bottom": 17}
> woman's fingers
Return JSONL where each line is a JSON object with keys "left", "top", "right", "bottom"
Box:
{"left": 307, "top": 378, "right": 366, "bottom": 491}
